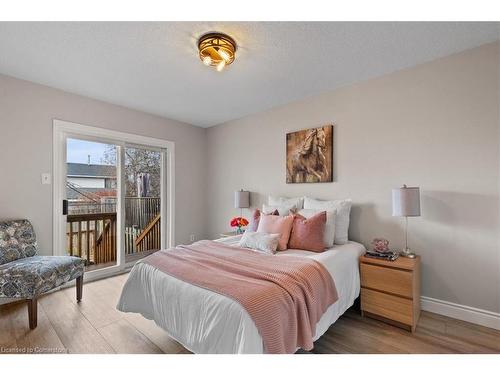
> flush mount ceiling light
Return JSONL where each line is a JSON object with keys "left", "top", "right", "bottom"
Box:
{"left": 198, "top": 32, "right": 237, "bottom": 72}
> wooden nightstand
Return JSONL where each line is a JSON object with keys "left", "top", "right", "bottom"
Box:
{"left": 359, "top": 255, "right": 421, "bottom": 332}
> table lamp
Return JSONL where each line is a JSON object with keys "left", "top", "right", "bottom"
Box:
{"left": 234, "top": 189, "right": 250, "bottom": 217}
{"left": 392, "top": 185, "right": 421, "bottom": 258}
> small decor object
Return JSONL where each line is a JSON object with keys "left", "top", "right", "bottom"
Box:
{"left": 371, "top": 238, "right": 390, "bottom": 253}
{"left": 230, "top": 217, "right": 249, "bottom": 234}
{"left": 286, "top": 125, "right": 333, "bottom": 183}
{"left": 364, "top": 250, "right": 399, "bottom": 261}
{"left": 198, "top": 32, "right": 237, "bottom": 72}
{"left": 392, "top": 185, "right": 421, "bottom": 258}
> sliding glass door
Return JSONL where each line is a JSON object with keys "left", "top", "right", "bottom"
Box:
{"left": 123, "top": 145, "right": 162, "bottom": 263}
{"left": 54, "top": 120, "right": 173, "bottom": 279}
{"left": 65, "top": 138, "right": 119, "bottom": 271}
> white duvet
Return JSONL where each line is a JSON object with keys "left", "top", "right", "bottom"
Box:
{"left": 116, "top": 236, "right": 366, "bottom": 353}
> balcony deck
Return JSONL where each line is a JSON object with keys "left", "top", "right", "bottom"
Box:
{"left": 66, "top": 197, "right": 161, "bottom": 270}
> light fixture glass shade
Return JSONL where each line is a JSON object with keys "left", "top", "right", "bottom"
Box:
{"left": 392, "top": 186, "right": 421, "bottom": 217}
{"left": 234, "top": 190, "right": 250, "bottom": 209}
{"left": 202, "top": 55, "right": 212, "bottom": 66}
{"left": 218, "top": 49, "right": 231, "bottom": 62}
{"left": 198, "top": 32, "right": 236, "bottom": 70}
{"left": 216, "top": 60, "right": 226, "bottom": 72}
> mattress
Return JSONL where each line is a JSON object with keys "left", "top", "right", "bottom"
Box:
{"left": 116, "top": 236, "right": 366, "bottom": 353}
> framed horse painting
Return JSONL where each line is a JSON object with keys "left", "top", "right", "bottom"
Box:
{"left": 286, "top": 125, "right": 333, "bottom": 183}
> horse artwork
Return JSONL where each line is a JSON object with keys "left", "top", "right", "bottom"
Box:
{"left": 286, "top": 125, "right": 333, "bottom": 183}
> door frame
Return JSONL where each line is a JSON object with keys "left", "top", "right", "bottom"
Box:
{"left": 53, "top": 119, "right": 175, "bottom": 280}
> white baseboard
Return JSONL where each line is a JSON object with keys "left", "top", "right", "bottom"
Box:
{"left": 421, "top": 296, "right": 500, "bottom": 330}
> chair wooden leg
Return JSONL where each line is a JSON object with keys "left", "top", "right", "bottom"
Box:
{"left": 76, "top": 275, "right": 83, "bottom": 302}
{"left": 27, "top": 298, "right": 37, "bottom": 329}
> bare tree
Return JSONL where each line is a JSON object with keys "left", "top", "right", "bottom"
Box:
{"left": 101, "top": 145, "right": 161, "bottom": 197}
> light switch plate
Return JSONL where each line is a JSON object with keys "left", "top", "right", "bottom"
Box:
{"left": 41, "top": 173, "right": 51, "bottom": 185}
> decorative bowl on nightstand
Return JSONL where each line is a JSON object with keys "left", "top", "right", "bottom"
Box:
{"left": 371, "top": 238, "right": 390, "bottom": 253}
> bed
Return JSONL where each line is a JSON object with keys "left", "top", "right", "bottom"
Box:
{"left": 116, "top": 235, "right": 366, "bottom": 354}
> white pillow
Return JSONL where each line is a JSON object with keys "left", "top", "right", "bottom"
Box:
{"left": 238, "top": 231, "right": 280, "bottom": 254}
{"left": 298, "top": 208, "right": 337, "bottom": 248}
{"left": 303, "top": 197, "right": 352, "bottom": 245}
{"left": 262, "top": 203, "right": 297, "bottom": 216}
{"left": 268, "top": 196, "right": 304, "bottom": 210}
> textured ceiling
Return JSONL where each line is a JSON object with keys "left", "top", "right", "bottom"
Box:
{"left": 0, "top": 22, "right": 498, "bottom": 127}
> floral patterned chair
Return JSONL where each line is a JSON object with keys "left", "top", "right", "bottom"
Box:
{"left": 0, "top": 219, "right": 85, "bottom": 329}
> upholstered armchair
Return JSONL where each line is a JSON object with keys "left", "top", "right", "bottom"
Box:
{"left": 0, "top": 219, "right": 85, "bottom": 329}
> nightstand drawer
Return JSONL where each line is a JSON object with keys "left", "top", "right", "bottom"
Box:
{"left": 361, "top": 288, "right": 413, "bottom": 325}
{"left": 360, "top": 263, "right": 413, "bottom": 298}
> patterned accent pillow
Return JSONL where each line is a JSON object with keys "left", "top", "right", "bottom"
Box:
{"left": 0, "top": 220, "right": 38, "bottom": 265}
{"left": 288, "top": 212, "right": 327, "bottom": 252}
{"left": 238, "top": 231, "right": 281, "bottom": 254}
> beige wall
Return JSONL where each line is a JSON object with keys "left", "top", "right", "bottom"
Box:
{"left": 0, "top": 74, "right": 207, "bottom": 254}
{"left": 206, "top": 42, "right": 500, "bottom": 313}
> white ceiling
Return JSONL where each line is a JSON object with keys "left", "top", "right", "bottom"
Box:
{"left": 0, "top": 22, "right": 498, "bottom": 127}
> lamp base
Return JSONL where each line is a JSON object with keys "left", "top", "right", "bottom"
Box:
{"left": 399, "top": 248, "right": 416, "bottom": 259}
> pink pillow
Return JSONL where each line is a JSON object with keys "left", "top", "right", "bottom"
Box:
{"left": 288, "top": 212, "right": 327, "bottom": 252}
{"left": 250, "top": 208, "right": 278, "bottom": 232}
{"left": 257, "top": 214, "right": 294, "bottom": 251}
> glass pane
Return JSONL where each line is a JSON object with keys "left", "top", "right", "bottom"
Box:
{"left": 124, "top": 145, "right": 162, "bottom": 262}
{"left": 66, "top": 138, "right": 118, "bottom": 271}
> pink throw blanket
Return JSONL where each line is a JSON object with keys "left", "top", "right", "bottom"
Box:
{"left": 142, "top": 240, "right": 338, "bottom": 353}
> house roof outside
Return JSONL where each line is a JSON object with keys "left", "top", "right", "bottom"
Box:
{"left": 66, "top": 187, "right": 117, "bottom": 200}
{"left": 67, "top": 162, "right": 116, "bottom": 178}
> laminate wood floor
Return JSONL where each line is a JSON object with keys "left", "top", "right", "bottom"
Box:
{"left": 1, "top": 273, "right": 498, "bottom": 354}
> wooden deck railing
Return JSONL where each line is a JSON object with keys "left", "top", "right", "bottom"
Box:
{"left": 135, "top": 214, "right": 161, "bottom": 252}
{"left": 66, "top": 208, "right": 161, "bottom": 268}
{"left": 94, "top": 215, "right": 117, "bottom": 264}
{"left": 68, "top": 197, "right": 160, "bottom": 222}
{"left": 66, "top": 212, "right": 117, "bottom": 266}
{"left": 124, "top": 197, "right": 160, "bottom": 228}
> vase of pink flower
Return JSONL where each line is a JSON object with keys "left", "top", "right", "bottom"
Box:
{"left": 230, "top": 217, "right": 249, "bottom": 234}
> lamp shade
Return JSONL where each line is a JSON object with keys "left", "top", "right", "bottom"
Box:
{"left": 234, "top": 190, "right": 250, "bottom": 209}
{"left": 392, "top": 186, "right": 421, "bottom": 217}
